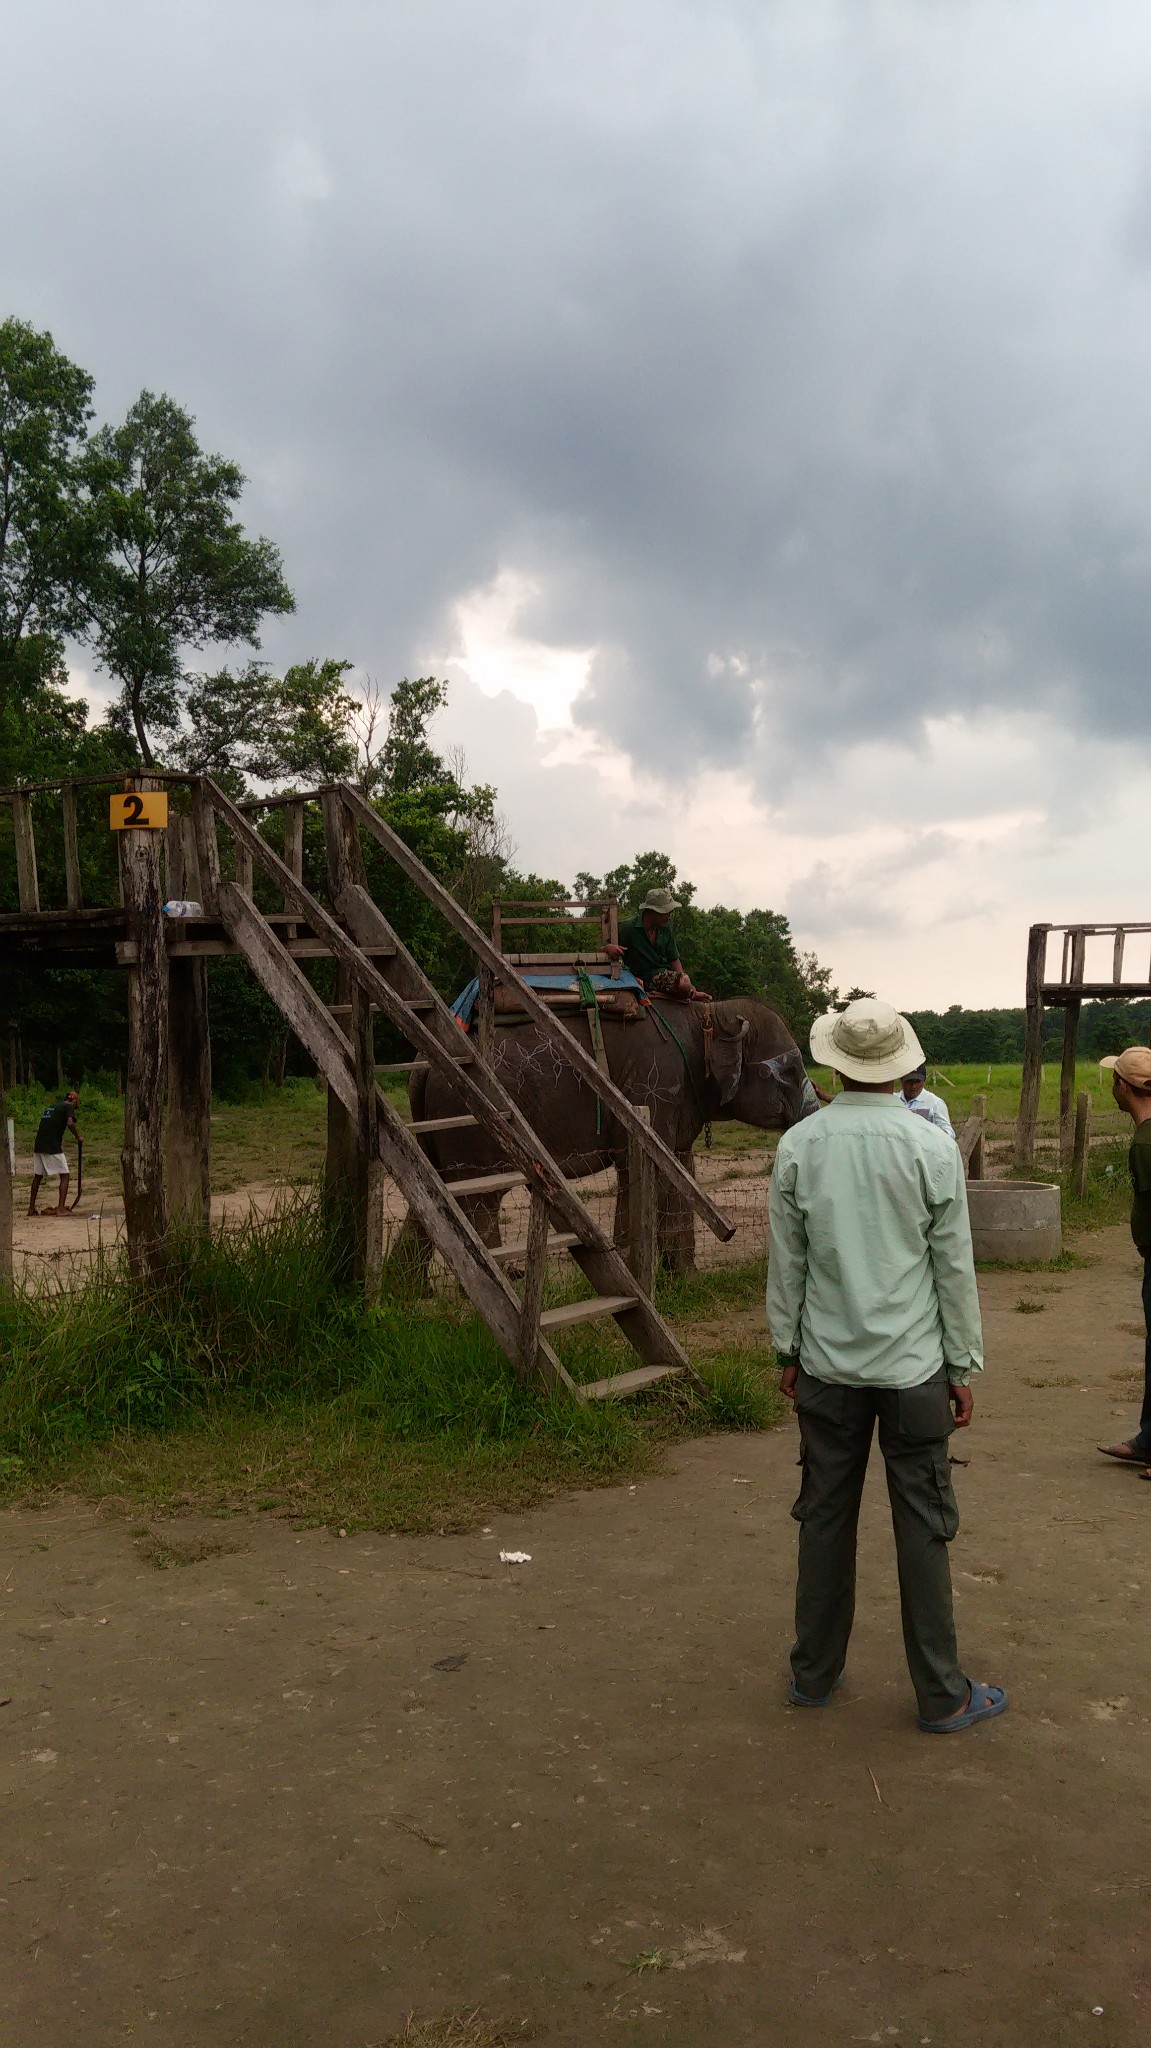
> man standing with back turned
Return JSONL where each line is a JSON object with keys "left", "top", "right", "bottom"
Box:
{"left": 767, "top": 998, "right": 1006, "bottom": 1733}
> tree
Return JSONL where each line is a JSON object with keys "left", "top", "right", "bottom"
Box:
{"left": 83, "top": 391, "right": 294, "bottom": 766}
{"left": 174, "top": 657, "right": 358, "bottom": 791}
{"left": 0, "top": 318, "right": 113, "bottom": 785}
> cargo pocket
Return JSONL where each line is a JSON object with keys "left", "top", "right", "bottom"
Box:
{"left": 927, "top": 1446, "right": 960, "bottom": 1541}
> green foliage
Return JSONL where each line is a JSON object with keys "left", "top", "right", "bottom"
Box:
{"left": 0, "top": 316, "right": 98, "bottom": 653}
{"left": 82, "top": 389, "right": 295, "bottom": 765}
{"left": 908, "top": 999, "right": 1151, "bottom": 1064}
{"left": 175, "top": 656, "right": 358, "bottom": 788}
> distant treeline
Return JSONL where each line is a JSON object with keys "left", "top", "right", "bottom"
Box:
{"left": 906, "top": 1001, "right": 1151, "bottom": 1065}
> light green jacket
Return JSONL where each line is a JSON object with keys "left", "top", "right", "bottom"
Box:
{"left": 767, "top": 1093, "right": 984, "bottom": 1387}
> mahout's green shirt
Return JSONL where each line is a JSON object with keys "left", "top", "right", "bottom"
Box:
{"left": 618, "top": 916, "right": 678, "bottom": 989}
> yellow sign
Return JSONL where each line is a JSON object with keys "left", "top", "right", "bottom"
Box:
{"left": 110, "top": 790, "right": 170, "bottom": 831}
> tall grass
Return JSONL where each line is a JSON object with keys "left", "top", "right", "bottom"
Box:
{"left": 0, "top": 1198, "right": 783, "bottom": 1523}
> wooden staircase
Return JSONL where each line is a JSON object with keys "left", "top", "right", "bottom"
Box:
{"left": 189, "top": 779, "right": 734, "bottom": 1401}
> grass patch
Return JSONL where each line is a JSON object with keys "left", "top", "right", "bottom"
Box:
{"left": 1014, "top": 1297, "right": 1046, "bottom": 1314}
{"left": 373, "top": 2017, "right": 536, "bottom": 2048}
{"left": 134, "top": 1529, "right": 249, "bottom": 1569}
{"left": 0, "top": 1201, "right": 783, "bottom": 1529}
{"left": 655, "top": 1258, "right": 765, "bottom": 1320}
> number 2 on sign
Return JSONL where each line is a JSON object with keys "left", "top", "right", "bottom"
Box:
{"left": 110, "top": 791, "right": 169, "bottom": 830}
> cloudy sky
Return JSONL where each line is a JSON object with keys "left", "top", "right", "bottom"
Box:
{"left": 6, "top": 0, "right": 1151, "bottom": 1006}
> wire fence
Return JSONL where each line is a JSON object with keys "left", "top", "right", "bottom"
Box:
{"left": 379, "top": 1145, "right": 773, "bottom": 1274}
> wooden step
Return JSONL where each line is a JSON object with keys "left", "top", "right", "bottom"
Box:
{"left": 408, "top": 1114, "right": 479, "bottom": 1135}
{"left": 444, "top": 1170, "right": 527, "bottom": 1198}
{"left": 332, "top": 995, "right": 435, "bottom": 1015}
{"left": 538, "top": 1294, "right": 638, "bottom": 1331}
{"left": 376, "top": 1056, "right": 473, "bottom": 1073}
{"left": 577, "top": 1365, "right": 686, "bottom": 1402}
{"left": 490, "top": 1230, "right": 582, "bottom": 1263}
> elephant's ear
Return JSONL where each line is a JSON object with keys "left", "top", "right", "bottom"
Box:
{"left": 711, "top": 1015, "right": 749, "bottom": 1105}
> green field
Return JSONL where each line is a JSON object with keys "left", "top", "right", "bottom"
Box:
{"left": 3, "top": 1060, "right": 1130, "bottom": 1186}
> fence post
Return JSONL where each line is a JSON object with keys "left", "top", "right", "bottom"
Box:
{"left": 1015, "top": 923, "right": 1049, "bottom": 1167}
{"left": 1072, "top": 1091, "right": 1091, "bottom": 1202}
{"left": 966, "top": 1093, "right": 986, "bottom": 1181}
{"left": 627, "top": 1103, "right": 657, "bottom": 1297}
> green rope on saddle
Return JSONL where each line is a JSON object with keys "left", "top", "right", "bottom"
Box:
{"left": 645, "top": 1002, "right": 712, "bottom": 1147}
{"left": 577, "top": 966, "right": 605, "bottom": 1135}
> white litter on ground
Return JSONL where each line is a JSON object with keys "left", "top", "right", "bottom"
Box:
{"left": 499, "top": 1550, "right": 532, "bottom": 1565}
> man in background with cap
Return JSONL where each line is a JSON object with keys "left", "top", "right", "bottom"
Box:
{"left": 768, "top": 996, "right": 1006, "bottom": 1733}
{"left": 1097, "top": 1046, "right": 1151, "bottom": 1471}
{"left": 899, "top": 1063, "right": 955, "bottom": 1137}
{"left": 605, "top": 888, "right": 709, "bottom": 999}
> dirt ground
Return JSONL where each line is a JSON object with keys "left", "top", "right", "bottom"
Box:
{"left": 5, "top": 1223, "right": 1151, "bottom": 2046}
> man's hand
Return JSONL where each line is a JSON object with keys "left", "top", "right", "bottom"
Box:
{"left": 604, "top": 943, "right": 625, "bottom": 960}
{"left": 949, "top": 1381, "right": 974, "bottom": 1428}
{"left": 779, "top": 1362, "right": 800, "bottom": 1401}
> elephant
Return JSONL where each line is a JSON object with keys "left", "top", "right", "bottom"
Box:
{"left": 403, "top": 995, "right": 817, "bottom": 1273}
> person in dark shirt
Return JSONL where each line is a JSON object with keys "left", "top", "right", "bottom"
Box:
{"left": 1097, "top": 1048, "right": 1151, "bottom": 1469}
{"left": 604, "top": 888, "right": 709, "bottom": 999}
{"left": 28, "top": 1092, "right": 80, "bottom": 1219}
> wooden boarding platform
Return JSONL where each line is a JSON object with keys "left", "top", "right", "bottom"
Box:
{"left": 1015, "top": 921, "right": 1151, "bottom": 1169}
{"left": 0, "top": 773, "right": 735, "bottom": 1401}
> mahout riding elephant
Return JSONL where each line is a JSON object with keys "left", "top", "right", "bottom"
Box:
{"left": 404, "top": 996, "right": 817, "bottom": 1273}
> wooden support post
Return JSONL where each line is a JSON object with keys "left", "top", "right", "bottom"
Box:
{"left": 61, "top": 782, "right": 82, "bottom": 910}
{"left": 321, "top": 791, "right": 372, "bottom": 1284}
{"left": 626, "top": 1103, "right": 657, "bottom": 1296}
{"left": 0, "top": 1048, "right": 12, "bottom": 1292}
{"left": 353, "top": 978, "right": 384, "bottom": 1301}
{"left": 1072, "top": 1091, "right": 1091, "bottom": 1201}
{"left": 191, "top": 781, "right": 222, "bottom": 916}
{"left": 477, "top": 964, "right": 496, "bottom": 1064}
{"left": 283, "top": 800, "right": 303, "bottom": 940}
{"left": 164, "top": 816, "right": 211, "bottom": 1230}
{"left": 11, "top": 791, "right": 39, "bottom": 912}
{"left": 1015, "top": 923, "right": 1049, "bottom": 1168}
{"left": 518, "top": 1189, "right": 550, "bottom": 1378}
{"left": 1059, "top": 931, "right": 1085, "bottom": 1166}
{"left": 119, "top": 782, "right": 169, "bottom": 1279}
{"left": 969, "top": 1092, "right": 985, "bottom": 1181}
{"left": 491, "top": 896, "right": 502, "bottom": 953}
{"left": 234, "top": 835, "right": 254, "bottom": 897}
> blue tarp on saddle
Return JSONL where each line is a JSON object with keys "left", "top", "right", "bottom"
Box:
{"left": 450, "top": 968, "right": 644, "bottom": 1028}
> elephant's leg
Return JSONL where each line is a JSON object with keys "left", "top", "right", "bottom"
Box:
{"left": 657, "top": 1147, "right": 698, "bottom": 1275}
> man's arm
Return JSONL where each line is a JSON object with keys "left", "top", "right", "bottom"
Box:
{"left": 926, "top": 1144, "right": 983, "bottom": 1390}
{"left": 767, "top": 1147, "right": 808, "bottom": 1378}
{"left": 929, "top": 1096, "right": 955, "bottom": 1138}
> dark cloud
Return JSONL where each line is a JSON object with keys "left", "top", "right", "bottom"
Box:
{"left": 5, "top": 0, "right": 1151, "bottom": 805}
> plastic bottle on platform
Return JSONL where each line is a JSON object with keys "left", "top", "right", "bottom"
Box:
{"left": 162, "top": 900, "right": 204, "bottom": 918}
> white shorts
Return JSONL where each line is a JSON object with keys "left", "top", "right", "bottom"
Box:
{"left": 33, "top": 1152, "right": 69, "bottom": 1178}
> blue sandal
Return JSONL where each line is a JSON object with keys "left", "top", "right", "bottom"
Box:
{"left": 788, "top": 1672, "right": 845, "bottom": 1708}
{"left": 919, "top": 1680, "right": 1007, "bottom": 1733}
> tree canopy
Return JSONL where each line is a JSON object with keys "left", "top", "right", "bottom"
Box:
{"left": 82, "top": 390, "right": 295, "bottom": 767}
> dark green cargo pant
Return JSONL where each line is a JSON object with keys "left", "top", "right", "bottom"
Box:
{"left": 791, "top": 1366, "right": 968, "bottom": 1721}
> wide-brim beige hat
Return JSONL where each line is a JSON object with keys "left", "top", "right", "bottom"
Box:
{"left": 1100, "top": 1047, "right": 1151, "bottom": 1090}
{"left": 638, "top": 888, "right": 680, "bottom": 915}
{"left": 810, "top": 998, "right": 925, "bottom": 1085}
